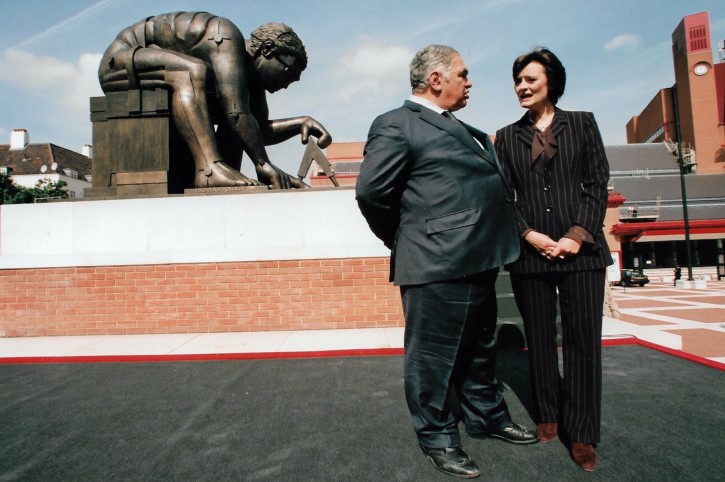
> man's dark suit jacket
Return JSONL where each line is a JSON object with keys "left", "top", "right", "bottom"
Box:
{"left": 494, "top": 108, "right": 613, "bottom": 274}
{"left": 356, "top": 100, "right": 520, "bottom": 286}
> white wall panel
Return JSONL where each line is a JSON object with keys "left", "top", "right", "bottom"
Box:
{"left": 0, "top": 188, "right": 389, "bottom": 269}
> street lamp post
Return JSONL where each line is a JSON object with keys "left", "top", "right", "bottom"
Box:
{"left": 671, "top": 84, "right": 694, "bottom": 281}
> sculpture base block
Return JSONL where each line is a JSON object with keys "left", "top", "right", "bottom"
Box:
{"left": 0, "top": 189, "right": 404, "bottom": 337}
{"left": 87, "top": 90, "right": 195, "bottom": 197}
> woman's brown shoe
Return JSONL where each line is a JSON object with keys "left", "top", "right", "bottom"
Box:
{"left": 570, "top": 443, "right": 597, "bottom": 472}
{"left": 536, "top": 423, "right": 558, "bottom": 442}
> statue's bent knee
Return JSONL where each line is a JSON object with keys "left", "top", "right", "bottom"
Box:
{"left": 99, "top": 45, "right": 143, "bottom": 90}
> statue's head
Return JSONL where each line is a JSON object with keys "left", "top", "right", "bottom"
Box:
{"left": 249, "top": 23, "right": 308, "bottom": 93}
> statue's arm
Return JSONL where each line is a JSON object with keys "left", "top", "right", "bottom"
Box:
{"left": 202, "top": 34, "right": 272, "bottom": 167}
{"left": 266, "top": 116, "right": 332, "bottom": 148}
{"left": 215, "top": 88, "right": 272, "bottom": 167}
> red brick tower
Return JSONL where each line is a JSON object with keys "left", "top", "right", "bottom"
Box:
{"left": 671, "top": 12, "right": 723, "bottom": 173}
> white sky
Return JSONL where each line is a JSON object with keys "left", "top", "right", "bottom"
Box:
{"left": 0, "top": 0, "right": 723, "bottom": 175}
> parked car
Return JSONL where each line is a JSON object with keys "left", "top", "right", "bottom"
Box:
{"left": 618, "top": 269, "right": 650, "bottom": 287}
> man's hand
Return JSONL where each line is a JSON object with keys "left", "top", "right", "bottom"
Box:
{"left": 255, "top": 161, "right": 310, "bottom": 189}
{"left": 300, "top": 117, "right": 332, "bottom": 148}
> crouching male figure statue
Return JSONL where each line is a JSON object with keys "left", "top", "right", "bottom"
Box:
{"left": 98, "top": 11, "right": 332, "bottom": 189}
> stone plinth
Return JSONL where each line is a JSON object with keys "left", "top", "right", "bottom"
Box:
{"left": 86, "top": 89, "right": 195, "bottom": 197}
{"left": 0, "top": 189, "right": 402, "bottom": 337}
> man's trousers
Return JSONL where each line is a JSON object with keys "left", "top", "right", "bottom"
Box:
{"left": 401, "top": 269, "right": 511, "bottom": 448}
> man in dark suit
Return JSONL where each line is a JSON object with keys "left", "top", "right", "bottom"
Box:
{"left": 356, "top": 45, "right": 538, "bottom": 479}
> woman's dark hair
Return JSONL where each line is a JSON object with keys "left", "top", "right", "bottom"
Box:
{"left": 512, "top": 47, "right": 566, "bottom": 105}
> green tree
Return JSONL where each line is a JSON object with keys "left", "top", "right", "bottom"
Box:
{"left": 0, "top": 173, "right": 69, "bottom": 204}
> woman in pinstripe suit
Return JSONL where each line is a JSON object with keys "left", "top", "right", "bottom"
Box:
{"left": 494, "top": 48, "right": 613, "bottom": 472}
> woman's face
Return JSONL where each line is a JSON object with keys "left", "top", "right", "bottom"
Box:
{"left": 514, "top": 61, "right": 550, "bottom": 112}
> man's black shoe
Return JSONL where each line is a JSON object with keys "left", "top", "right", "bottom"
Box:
{"left": 466, "top": 422, "right": 540, "bottom": 445}
{"left": 420, "top": 445, "right": 480, "bottom": 478}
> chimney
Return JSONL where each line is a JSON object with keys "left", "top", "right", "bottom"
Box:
{"left": 82, "top": 144, "right": 93, "bottom": 159}
{"left": 10, "top": 128, "right": 29, "bottom": 150}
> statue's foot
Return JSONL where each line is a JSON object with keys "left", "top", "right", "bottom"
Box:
{"left": 195, "top": 161, "right": 263, "bottom": 188}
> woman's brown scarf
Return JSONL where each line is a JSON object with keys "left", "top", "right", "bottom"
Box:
{"left": 531, "top": 126, "right": 557, "bottom": 173}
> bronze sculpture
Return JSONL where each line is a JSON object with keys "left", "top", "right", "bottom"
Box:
{"left": 98, "top": 12, "right": 332, "bottom": 189}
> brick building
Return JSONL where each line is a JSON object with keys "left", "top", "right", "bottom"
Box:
{"left": 311, "top": 12, "right": 725, "bottom": 277}
{"left": 619, "top": 11, "right": 725, "bottom": 276}
{"left": 626, "top": 11, "right": 725, "bottom": 174}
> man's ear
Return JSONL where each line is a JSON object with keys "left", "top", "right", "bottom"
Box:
{"left": 429, "top": 71, "right": 443, "bottom": 92}
{"left": 260, "top": 39, "right": 276, "bottom": 58}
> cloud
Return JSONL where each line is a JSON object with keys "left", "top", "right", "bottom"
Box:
{"left": 334, "top": 44, "right": 415, "bottom": 101}
{"left": 0, "top": 48, "right": 103, "bottom": 121}
{"left": 604, "top": 34, "right": 643, "bottom": 52}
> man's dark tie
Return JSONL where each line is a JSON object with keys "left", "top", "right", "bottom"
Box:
{"left": 442, "top": 111, "right": 463, "bottom": 127}
{"left": 442, "top": 110, "right": 486, "bottom": 152}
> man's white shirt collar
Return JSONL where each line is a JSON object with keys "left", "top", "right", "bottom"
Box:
{"left": 409, "top": 95, "right": 484, "bottom": 150}
{"left": 408, "top": 95, "right": 446, "bottom": 115}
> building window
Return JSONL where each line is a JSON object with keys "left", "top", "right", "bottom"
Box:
{"left": 62, "top": 168, "right": 79, "bottom": 179}
{"left": 644, "top": 125, "right": 665, "bottom": 144}
{"left": 688, "top": 25, "right": 708, "bottom": 51}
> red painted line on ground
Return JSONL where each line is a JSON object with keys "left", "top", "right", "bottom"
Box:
{"left": 633, "top": 339, "right": 725, "bottom": 371}
{"left": 1, "top": 339, "right": 722, "bottom": 371}
{"left": 602, "top": 337, "right": 725, "bottom": 370}
{"left": 602, "top": 337, "right": 638, "bottom": 347}
{"left": 0, "top": 347, "right": 405, "bottom": 365}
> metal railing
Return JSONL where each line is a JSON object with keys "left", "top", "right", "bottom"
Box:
{"left": 618, "top": 196, "right": 661, "bottom": 222}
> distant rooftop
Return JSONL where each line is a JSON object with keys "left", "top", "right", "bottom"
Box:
{"left": 611, "top": 173, "right": 725, "bottom": 221}
{"left": 0, "top": 143, "right": 92, "bottom": 179}
{"left": 606, "top": 143, "right": 680, "bottom": 176}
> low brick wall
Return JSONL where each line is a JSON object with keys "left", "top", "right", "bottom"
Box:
{"left": 0, "top": 258, "right": 403, "bottom": 338}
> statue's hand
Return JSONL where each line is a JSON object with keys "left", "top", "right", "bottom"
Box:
{"left": 300, "top": 116, "right": 332, "bottom": 148}
{"left": 255, "top": 161, "right": 309, "bottom": 190}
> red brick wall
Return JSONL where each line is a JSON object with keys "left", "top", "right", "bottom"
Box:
{"left": 0, "top": 258, "right": 403, "bottom": 337}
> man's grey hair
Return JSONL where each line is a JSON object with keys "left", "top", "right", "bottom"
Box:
{"left": 409, "top": 45, "right": 459, "bottom": 93}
